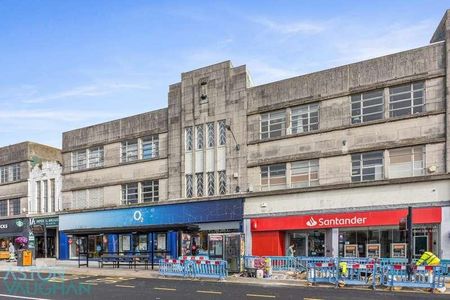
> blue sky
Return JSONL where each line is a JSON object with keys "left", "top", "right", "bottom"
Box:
{"left": 1, "top": 1, "right": 449, "bottom": 148}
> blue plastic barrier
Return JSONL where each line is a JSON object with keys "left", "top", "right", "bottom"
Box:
{"left": 307, "top": 260, "right": 338, "bottom": 285}
{"left": 338, "top": 259, "right": 377, "bottom": 289}
{"left": 159, "top": 259, "right": 190, "bottom": 278}
{"left": 381, "top": 264, "right": 446, "bottom": 290}
{"left": 178, "top": 255, "right": 209, "bottom": 261}
{"left": 192, "top": 260, "right": 228, "bottom": 280}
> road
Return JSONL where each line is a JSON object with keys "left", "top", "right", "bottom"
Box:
{"left": 0, "top": 272, "right": 447, "bottom": 300}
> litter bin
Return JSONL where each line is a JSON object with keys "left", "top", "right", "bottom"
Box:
{"left": 17, "top": 250, "right": 32, "bottom": 266}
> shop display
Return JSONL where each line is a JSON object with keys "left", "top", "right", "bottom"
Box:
{"left": 366, "top": 243, "right": 380, "bottom": 258}
{"left": 344, "top": 244, "right": 358, "bottom": 257}
{"left": 391, "top": 243, "right": 407, "bottom": 258}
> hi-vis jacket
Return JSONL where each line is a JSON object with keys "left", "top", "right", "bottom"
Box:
{"left": 416, "top": 251, "right": 440, "bottom": 266}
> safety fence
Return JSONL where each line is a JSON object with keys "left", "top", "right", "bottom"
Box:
{"left": 159, "top": 259, "right": 228, "bottom": 280}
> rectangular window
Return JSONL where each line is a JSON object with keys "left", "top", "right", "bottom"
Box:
{"left": 122, "top": 183, "right": 139, "bottom": 205}
{"left": 196, "top": 173, "right": 204, "bottom": 197}
{"left": 88, "top": 147, "right": 104, "bottom": 168}
{"left": 185, "top": 127, "right": 193, "bottom": 151}
{"left": 207, "top": 172, "right": 215, "bottom": 196}
{"left": 218, "top": 171, "right": 226, "bottom": 195}
{"left": 142, "top": 180, "right": 159, "bottom": 202}
{"left": 50, "top": 179, "right": 56, "bottom": 212}
{"left": 72, "top": 190, "right": 87, "bottom": 210}
{"left": 142, "top": 135, "right": 159, "bottom": 159}
{"left": 186, "top": 175, "right": 193, "bottom": 198}
{"left": 11, "top": 164, "right": 20, "bottom": 181}
{"left": 351, "top": 90, "right": 384, "bottom": 124}
{"left": 261, "top": 110, "right": 286, "bottom": 139}
{"left": 89, "top": 188, "right": 104, "bottom": 208}
{"left": 196, "top": 125, "right": 204, "bottom": 150}
{"left": 291, "top": 160, "right": 319, "bottom": 188}
{"left": 0, "top": 166, "right": 8, "bottom": 183}
{"left": 207, "top": 122, "right": 215, "bottom": 148}
{"left": 43, "top": 180, "right": 48, "bottom": 213}
{"left": 72, "top": 150, "right": 87, "bottom": 171}
{"left": 389, "top": 146, "right": 425, "bottom": 178}
{"left": 218, "top": 120, "right": 226, "bottom": 145}
{"left": 0, "top": 201, "right": 7, "bottom": 216}
{"left": 389, "top": 82, "right": 424, "bottom": 117}
{"left": 261, "top": 164, "right": 287, "bottom": 190}
{"left": 352, "top": 151, "right": 384, "bottom": 182}
{"left": 121, "top": 140, "right": 138, "bottom": 162}
{"left": 291, "top": 103, "right": 319, "bottom": 133}
{"left": 9, "top": 199, "right": 20, "bottom": 216}
{"left": 36, "top": 181, "right": 41, "bottom": 213}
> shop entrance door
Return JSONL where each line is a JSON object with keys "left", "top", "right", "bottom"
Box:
{"left": 414, "top": 235, "right": 428, "bottom": 258}
{"left": 291, "top": 233, "right": 307, "bottom": 257}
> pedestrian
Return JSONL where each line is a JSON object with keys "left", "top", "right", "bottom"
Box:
{"left": 287, "top": 243, "right": 296, "bottom": 257}
{"left": 191, "top": 240, "right": 198, "bottom": 256}
{"left": 8, "top": 242, "right": 15, "bottom": 262}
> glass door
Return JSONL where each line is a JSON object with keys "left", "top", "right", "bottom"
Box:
{"left": 208, "top": 234, "right": 224, "bottom": 260}
{"left": 289, "top": 233, "right": 307, "bottom": 257}
{"left": 225, "top": 234, "right": 241, "bottom": 273}
{"left": 414, "top": 235, "right": 428, "bottom": 258}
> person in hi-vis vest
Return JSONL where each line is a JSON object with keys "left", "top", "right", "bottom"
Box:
{"left": 416, "top": 250, "right": 440, "bottom": 266}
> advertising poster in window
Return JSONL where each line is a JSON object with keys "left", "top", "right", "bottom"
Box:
{"left": 122, "top": 235, "right": 130, "bottom": 251}
{"left": 366, "top": 244, "right": 380, "bottom": 258}
{"left": 391, "top": 243, "right": 407, "bottom": 258}
{"left": 344, "top": 244, "right": 358, "bottom": 257}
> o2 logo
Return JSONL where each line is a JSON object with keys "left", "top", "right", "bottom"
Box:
{"left": 133, "top": 210, "right": 144, "bottom": 223}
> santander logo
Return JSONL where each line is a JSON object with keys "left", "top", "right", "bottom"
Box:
{"left": 306, "top": 217, "right": 318, "bottom": 227}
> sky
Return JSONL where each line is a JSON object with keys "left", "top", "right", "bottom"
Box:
{"left": 1, "top": 0, "right": 449, "bottom": 148}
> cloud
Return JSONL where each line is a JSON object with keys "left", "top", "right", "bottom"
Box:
{"left": 250, "top": 17, "right": 325, "bottom": 35}
{"left": 20, "top": 82, "right": 153, "bottom": 104}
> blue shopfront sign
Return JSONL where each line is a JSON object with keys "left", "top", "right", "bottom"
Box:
{"left": 59, "top": 199, "right": 243, "bottom": 231}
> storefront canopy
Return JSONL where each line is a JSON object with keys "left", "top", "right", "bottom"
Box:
{"left": 59, "top": 199, "right": 243, "bottom": 232}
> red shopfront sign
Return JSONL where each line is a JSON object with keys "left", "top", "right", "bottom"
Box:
{"left": 251, "top": 207, "right": 441, "bottom": 232}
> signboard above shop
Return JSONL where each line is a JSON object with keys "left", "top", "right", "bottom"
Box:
{"left": 0, "top": 218, "right": 28, "bottom": 236}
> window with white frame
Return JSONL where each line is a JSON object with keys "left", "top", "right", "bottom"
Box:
{"left": 0, "top": 163, "right": 21, "bottom": 183}
{"left": 218, "top": 171, "right": 226, "bottom": 195}
{"left": 142, "top": 180, "right": 159, "bottom": 202}
{"left": 207, "top": 172, "right": 215, "bottom": 196}
{"left": 351, "top": 90, "right": 384, "bottom": 124}
{"left": 9, "top": 198, "right": 20, "bottom": 216}
{"left": 196, "top": 125, "right": 204, "bottom": 150}
{"left": 36, "top": 181, "right": 41, "bottom": 213}
{"left": 142, "top": 135, "right": 159, "bottom": 159}
{"left": 43, "top": 180, "right": 48, "bottom": 213}
{"left": 121, "top": 140, "right": 139, "bottom": 162}
{"left": 196, "top": 173, "right": 204, "bottom": 197}
{"left": 88, "top": 147, "right": 104, "bottom": 168}
{"left": 72, "top": 150, "right": 87, "bottom": 171}
{"left": 261, "top": 164, "right": 287, "bottom": 190}
{"left": 389, "top": 146, "right": 425, "bottom": 178}
{"left": 389, "top": 82, "right": 424, "bottom": 117}
{"left": 291, "top": 160, "right": 319, "bottom": 188}
{"left": 50, "top": 179, "right": 56, "bottom": 212}
{"left": 218, "top": 120, "right": 226, "bottom": 145}
{"left": 351, "top": 151, "right": 384, "bottom": 182}
{"left": 185, "top": 127, "right": 193, "bottom": 151}
{"left": 122, "top": 183, "right": 139, "bottom": 205}
{"left": 261, "top": 110, "right": 286, "bottom": 139}
{"left": 291, "top": 103, "right": 319, "bottom": 133}
{"left": 0, "top": 201, "right": 7, "bottom": 216}
{"left": 186, "top": 175, "right": 193, "bottom": 198}
{"left": 207, "top": 122, "right": 215, "bottom": 148}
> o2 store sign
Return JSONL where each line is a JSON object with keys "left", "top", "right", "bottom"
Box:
{"left": 251, "top": 207, "right": 441, "bottom": 231}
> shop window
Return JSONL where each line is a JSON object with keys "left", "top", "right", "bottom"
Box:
{"left": 389, "top": 146, "right": 425, "bottom": 178}
{"left": 260, "top": 110, "right": 286, "bottom": 139}
{"left": 9, "top": 198, "right": 20, "bottom": 216}
{"left": 351, "top": 89, "right": 384, "bottom": 124}
{"left": 218, "top": 120, "right": 227, "bottom": 145}
{"left": 218, "top": 171, "right": 226, "bottom": 195}
{"left": 0, "top": 200, "right": 7, "bottom": 216}
{"left": 185, "top": 127, "right": 193, "bottom": 152}
{"left": 119, "top": 235, "right": 131, "bottom": 253}
{"left": 142, "top": 135, "right": 159, "bottom": 159}
{"left": 186, "top": 174, "right": 193, "bottom": 198}
{"left": 207, "top": 172, "right": 215, "bottom": 196}
{"left": 389, "top": 82, "right": 424, "bottom": 117}
{"left": 261, "top": 164, "right": 286, "bottom": 191}
{"left": 291, "top": 103, "right": 319, "bottom": 133}
{"left": 122, "top": 183, "right": 139, "bottom": 205}
{"left": 155, "top": 233, "right": 167, "bottom": 251}
{"left": 196, "top": 173, "right": 204, "bottom": 197}
{"left": 142, "top": 180, "right": 159, "bottom": 202}
{"left": 207, "top": 122, "right": 215, "bottom": 148}
{"left": 291, "top": 160, "right": 319, "bottom": 188}
{"left": 196, "top": 125, "right": 204, "bottom": 150}
{"left": 121, "top": 139, "right": 138, "bottom": 162}
{"left": 351, "top": 151, "right": 384, "bottom": 182}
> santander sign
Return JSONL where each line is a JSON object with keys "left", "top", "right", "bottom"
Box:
{"left": 306, "top": 216, "right": 367, "bottom": 228}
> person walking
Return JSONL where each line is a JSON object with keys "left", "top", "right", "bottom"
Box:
{"left": 287, "top": 243, "right": 296, "bottom": 257}
{"left": 8, "top": 242, "right": 15, "bottom": 262}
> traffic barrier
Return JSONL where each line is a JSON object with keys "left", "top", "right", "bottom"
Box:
{"left": 381, "top": 264, "right": 446, "bottom": 291}
{"left": 338, "top": 260, "right": 376, "bottom": 289}
{"left": 307, "top": 261, "right": 338, "bottom": 285}
{"left": 159, "top": 259, "right": 192, "bottom": 278}
{"left": 266, "top": 256, "right": 297, "bottom": 271}
{"left": 192, "top": 260, "right": 228, "bottom": 280}
{"left": 178, "top": 256, "right": 209, "bottom": 261}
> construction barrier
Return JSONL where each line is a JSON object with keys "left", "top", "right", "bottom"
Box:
{"left": 338, "top": 259, "right": 376, "bottom": 289}
{"left": 381, "top": 264, "right": 446, "bottom": 291}
{"left": 159, "top": 259, "right": 227, "bottom": 280}
{"left": 307, "top": 261, "right": 338, "bottom": 285}
{"left": 178, "top": 256, "right": 209, "bottom": 261}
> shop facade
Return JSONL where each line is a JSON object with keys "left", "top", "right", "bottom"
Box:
{"left": 0, "top": 218, "right": 31, "bottom": 259}
{"left": 248, "top": 207, "right": 445, "bottom": 259}
{"left": 29, "top": 216, "right": 59, "bottom": 258}
{"left": 58, "top": 198, "right": 243, "bottom": 261}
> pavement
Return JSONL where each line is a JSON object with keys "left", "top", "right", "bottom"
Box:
{"left": 0, "top": 260, "right": 447, "bottom": 299}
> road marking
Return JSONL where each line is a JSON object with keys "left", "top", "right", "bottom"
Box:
{"left": 246, "top": 294, "right": 276, "bottom": 298}
{"left": 304, "top": 298, "right": 323, "bottom": 300}
{"left": 0, "top": 294, "right": 51, "bottom": 300}
{"left": 154, "top": 287, "right": 176, "bottom": 291}
{"left": 80, "top": 282, "right": 98, "bottom": 286}
{"left": 17, "top": 278, "right": 34, "bottom": 281}
{"left": 196, "top": 290, "right": 222, "bottom": 294}
{"left": 115, "top": 284, "right": 135, "bottom": 288}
